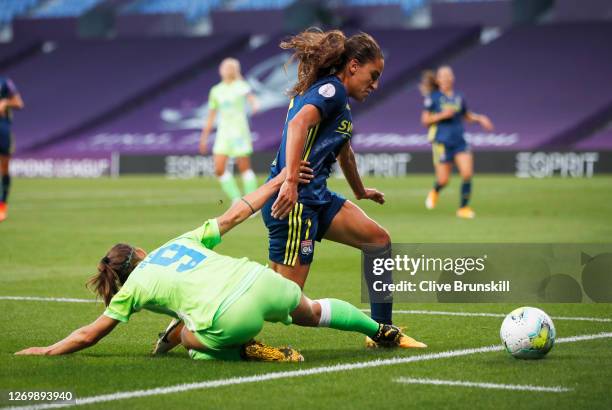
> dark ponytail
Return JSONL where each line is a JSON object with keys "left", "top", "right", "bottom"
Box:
{"left": 281, "top": 28, "right": 383, "bottom": 96}
{"left": 87, "top": 243, "right": 138, "bottom": 306}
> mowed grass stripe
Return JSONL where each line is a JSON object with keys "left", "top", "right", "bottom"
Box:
{"left": 4, "top": 332, "right": 611, "bottom": 410}
{"left": 2, "top": 297, "right": 610, "bottom": 323}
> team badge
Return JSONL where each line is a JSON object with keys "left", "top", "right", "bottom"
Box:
{"left": 300, "top": 239, "right": 313, "bottom": 256}
{"left": 318, "top": 83, "right": 335, "bottom": 98}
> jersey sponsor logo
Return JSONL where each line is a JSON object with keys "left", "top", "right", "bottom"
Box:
{"left": 336, "top": 120, "right": 353, "bottom": 137}
{"left": 424, "top": 97, "right": 432, "bottom": 108}
{"left": 318, "top": 83, "right": 336, "bottom": 98}
{"left": 300, "top": 239, "right": 313, "bottom": 256}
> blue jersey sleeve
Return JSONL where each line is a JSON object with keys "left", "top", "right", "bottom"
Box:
{"left": 1, "top": 78, "right": 18, "bottom": 98}
{"left": 302, "top": 81, "right": 346, "bottom": 120}
{"left": 460, "top": 95, "right": 468, "bottom": 116}
{"left": 424, "top": 92, "right": 439, "bottom": 112}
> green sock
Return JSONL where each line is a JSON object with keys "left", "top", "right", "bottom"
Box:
{"left": 189, "top": 347, "right": 242, "bottom": 361}
{"left": 241, "top": 169, "right": 258, "bottom": 194}
{"left": 219, "top": 171, "right": 241, "bottom": 202}
{"left": 316, "top": 298, "right": 380, "bottom": 338}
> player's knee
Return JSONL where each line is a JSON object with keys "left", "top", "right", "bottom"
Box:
{"left": 372, "top": 226, "right": 391, "bottom": 247}
{"left": 437, "top": 176, "right": 449, "bottom": 186}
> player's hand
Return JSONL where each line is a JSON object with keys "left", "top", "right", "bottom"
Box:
{"left": 297, "top": 161, "right": 314, "bottom": 184}
{"left": 15, "top": 347, "right": 50, "bottom": 356}
{"left": 271, "top": 180, "right": 298, "bottom": 219}
{"left": 439, "top": 108, "right": 455, "bottom": 120}
{"left": 359, "top": 188, "right": 385, "bottom": 204}
{"left": 479, "top": 115, "right": 494, "bottom": 132}
{"left": 0, "top": 100, "right": 7, "bottom": 115}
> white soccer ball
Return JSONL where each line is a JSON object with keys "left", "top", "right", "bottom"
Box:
{"left": 500, "top": 307, "right": 556, "bottom": 359}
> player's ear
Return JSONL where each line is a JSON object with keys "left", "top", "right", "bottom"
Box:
{"left": 348, "top": 59, "right": 359, "bottom": 75}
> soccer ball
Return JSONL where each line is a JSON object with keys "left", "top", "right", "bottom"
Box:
{"left": 500, "top": 307, "right": 556, "bottom": 359}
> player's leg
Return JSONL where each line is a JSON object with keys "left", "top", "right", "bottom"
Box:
{"left": 235, "top": 156, "right": 257, "bottom": 195}
{"left": 290, "top": 294, "right": 426, "bottom": 348}
{"left": 214, "top": 154, "right": 241, "bottom": 203}
{"left": 426, "top": 143, "right": 452, "bottom": 210}
{"left": 262, "top": 200, "right": 315, "bottom": 289}
{"left": 322, "top": 199, "right": 393, "bottom": 326}
{"left": 0, "top": 154, "right": 10, "bottom": 222}
{"left": 455, "top": 150, "right": 475, "bottom": 219}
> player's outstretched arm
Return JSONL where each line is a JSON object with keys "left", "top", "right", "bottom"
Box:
{"left": 337, "top": 143, "right": 385, "bottom": 204}
{"left": 464, "top": 111, "right": 494, "bottom": 131}
{"left": 217, "top": 161, "right": 313, "bottom": 236}
{"left": 15, "top": 315, "right": 118, "bottom": 356}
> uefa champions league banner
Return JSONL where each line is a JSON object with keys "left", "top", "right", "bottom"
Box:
{"left": 361, "top": 244, "right": 612, "bottom": 303}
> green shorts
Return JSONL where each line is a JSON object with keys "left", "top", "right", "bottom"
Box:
{"left": 192, "top": 267, "right": 302, "bottom": 357}
{"left": 212, "top": 132, "right": 253, "bottom": 158}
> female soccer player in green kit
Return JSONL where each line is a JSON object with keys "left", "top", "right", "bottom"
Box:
{"left": 199, "top": 58, "right": 259, "bottom": 205}
{"left": 15, "top": 162, "right": 425, "bottom": 362}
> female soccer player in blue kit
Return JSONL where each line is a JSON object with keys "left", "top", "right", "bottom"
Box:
{"left": 261, "top": 29, "right": 416, "bottom": 347}
{"left": 0, "top": 75, "right": 24, "bottom": 222}
{"left": 422, "top": 66, "right": 494, "bottom": 219}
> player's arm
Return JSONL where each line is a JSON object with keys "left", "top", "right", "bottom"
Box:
{"left": 337, "top": 142, "right": 384, "bottom": 205}
{"left": 199, "top": 109, "right": 217, "bottom": 155}
{"left": 217, "top": 161, "right": 314, "bottom": 236}
{"left": 247, "top": 93, "right": 259, "bottom": 114}
{"left": 271, "top": 104, "right": 321, "bottom": 219}
{"left": 464, "top": 111, "right": 494, "bottom": 131}
{"left": 15, "top": 315, "right": 119, "bottom": 356}
{"left": 421, "top": 109, "right": 454, "bottom": 127}
{"left": 0, "top": 80, "right": 24, "bottom": 114}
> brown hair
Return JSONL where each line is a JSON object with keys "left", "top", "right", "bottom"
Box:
{"left": 419, "top": 70, "right": 438, "bottom": 96}
{"left": 280, "top": 28, "right": 383, "bottom": 96}
{"left": 87, "top": 244, "right": 139, "bottom": 306}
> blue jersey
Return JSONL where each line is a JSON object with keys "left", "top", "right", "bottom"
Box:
{"left": 0, "top": 76, "right": 18, "bottom": 125}
{"left": 424, "top": 90, "right": 467, "bottom": 145}
{"left": 269, "top": 75, "right": 352, "bottom": 206}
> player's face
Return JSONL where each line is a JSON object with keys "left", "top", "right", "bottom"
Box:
{"left": 347, "top": 58, "right": 384, "bottom": 102}
{"left": 219, "top": 62, "right": 238, "bottom": 81}
{"left": 436, "top": 67, "right": 454, "bottom": 92}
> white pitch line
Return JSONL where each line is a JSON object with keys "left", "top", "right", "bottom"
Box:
{"left": 1, "top": 297, "right": 610, "bottom": 322}
{"left": 4, "top": 332, "right": 611, "bottom": 410}
{"left": 395, "top": 377, "right": 572, "bottom": 393}
{"left": 361, "top": 309, "right": 612, "bottom": 323}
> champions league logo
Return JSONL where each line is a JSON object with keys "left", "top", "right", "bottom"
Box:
{"left": 159, "top": 52, "right": 298, "bottom": 131}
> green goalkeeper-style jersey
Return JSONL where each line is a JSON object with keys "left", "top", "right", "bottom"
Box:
{"left": 208, "top": 79, "right": 252, "bottom": 140}
{"left": 103, "top": 219, "right": 266, "bottom": 331}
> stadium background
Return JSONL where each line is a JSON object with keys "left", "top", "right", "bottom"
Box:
{"left": 1, "top": 0, "right": 611, "bottom": 178}
{"left": 2, "top": 2, "right": 612, "bottom": 409}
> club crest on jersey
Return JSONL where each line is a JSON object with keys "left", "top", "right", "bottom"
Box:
{"left": 318, "top": 83, "right": 336, "bottom": 98}
{"left": 300, "top": 239, "right": 313, "bottom": 256}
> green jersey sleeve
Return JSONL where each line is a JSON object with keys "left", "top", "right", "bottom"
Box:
{"left": 208, "top": 87, "right": 219, "bottom": 110}
{"left": 103, "top": 282, "right": 141, "bottom": 323}
{"left": 188, "top": 218, "right": 222, "bottom": 249}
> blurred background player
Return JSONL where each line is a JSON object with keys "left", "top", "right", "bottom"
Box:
{"left": 421, "top": 65, "right": 493, "bottom": 219}
{"left": 199, "top": 58, "right": 260, "bottom": 205}
{"left": 263, "top": 29, "right": 395, "bottom": 344}
{"left": 0, "top": 75, "right": 24, "bottom": 222}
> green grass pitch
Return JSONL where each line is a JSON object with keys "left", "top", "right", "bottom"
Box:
{"left": 1, "top": 175, "right": 611, "bottom": 409}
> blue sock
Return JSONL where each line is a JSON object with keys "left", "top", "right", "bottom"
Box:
{"left": 363, "top": 243, "right": 393, "bottom": 325}
{"left": 434, "top": 182, "right": 445, "bottom": 193}
{"left": 1, "top": 175, "right": 9, "bottom": 203}
{"left": 460, "top": 179, "right": 471, "bottom": 207}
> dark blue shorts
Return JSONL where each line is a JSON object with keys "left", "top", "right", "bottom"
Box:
{"left": 262, "top": 191, "right": 346, "bottom": 266}
{"left": 0, "top": 123, "right": 13, "bottom": 156}
{"left": 432, "top": 140, "right": 469, "bottom": 164}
